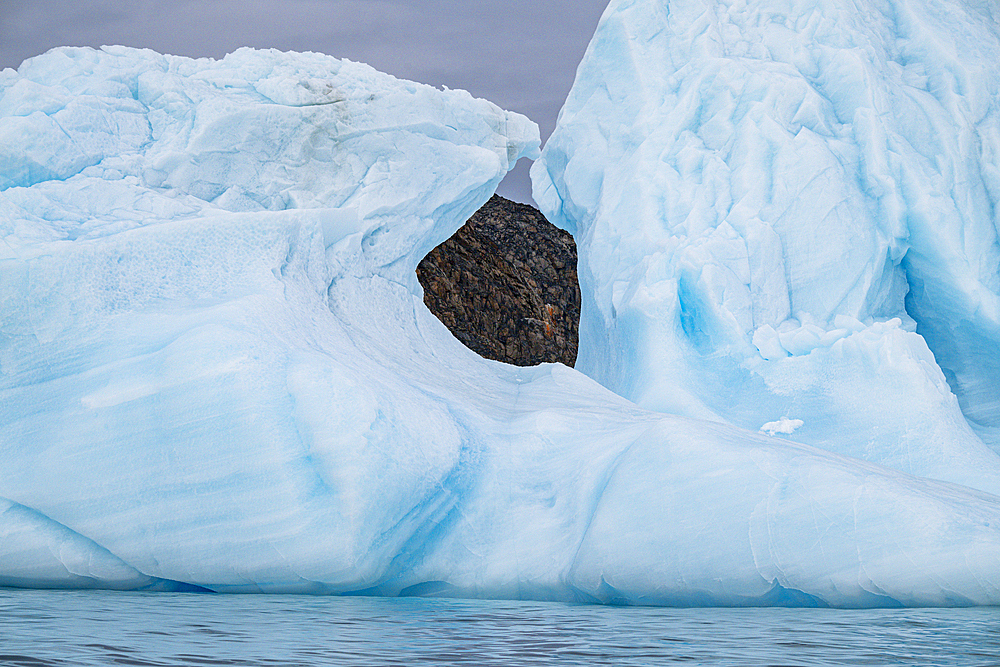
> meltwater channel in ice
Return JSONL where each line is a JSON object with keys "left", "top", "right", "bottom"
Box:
{"left": 2, "top": 2, "right": 1000, "bottom": 608}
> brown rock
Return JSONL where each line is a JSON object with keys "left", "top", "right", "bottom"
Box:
{"left": 416, "top": 195, "right": 580, "bottom": 367}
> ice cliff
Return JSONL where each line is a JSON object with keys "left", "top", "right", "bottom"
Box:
{"left": 533, "top": 0, "right": 1000, "bottom": 493}
{"left": 4, "top": 41, "right": 1000, "bottom": 607}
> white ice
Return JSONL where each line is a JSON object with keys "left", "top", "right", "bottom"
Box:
{"left": 3, "top": 45, "right": 1000, "bottom": 607}
{"left": 532, "top": 0, "right": 1000, "bottom": 494}
{"left": 760, "top": 418, "right": 803, "bottom": 436}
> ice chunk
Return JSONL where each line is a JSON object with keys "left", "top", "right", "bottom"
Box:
{"left": 6, "top": 46, "right": 1000, "bottom": 608}
{"left": 752, "top": 325, "right": 787, "bottom": 361}
{"left": 532, "top": 0, "right": 1000, "bottom": 491}
{"left": 760, "top": 418, "right": 804, "bottom": 437}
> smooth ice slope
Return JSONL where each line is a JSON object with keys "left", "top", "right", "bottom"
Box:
{"left": 532, "top": 0, "right": 1000, "bottom": 491}
{"left": 5, "top": 47, "right": 1000, "bottom": 607}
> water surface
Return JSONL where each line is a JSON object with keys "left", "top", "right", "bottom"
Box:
{"left": 1, "top": 590, "right": 998, "bottom": 666}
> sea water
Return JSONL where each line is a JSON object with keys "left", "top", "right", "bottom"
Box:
{"left": 1, "top": 590, "right": 998, "bottom": 666}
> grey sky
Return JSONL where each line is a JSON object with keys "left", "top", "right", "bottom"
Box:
{"left": 0, "top": 0, "right": 610, "bottom": 204}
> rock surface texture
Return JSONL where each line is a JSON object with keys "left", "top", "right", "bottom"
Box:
{"left": 417, "top": 195, "right": 580, "bottom": 367}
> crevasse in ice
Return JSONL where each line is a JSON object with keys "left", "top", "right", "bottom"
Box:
{"left": 532, "top": 0, "right": 1000, "bottom": 494}
{"left": 3, "top": 45, "right": 1000, "bottom": 607}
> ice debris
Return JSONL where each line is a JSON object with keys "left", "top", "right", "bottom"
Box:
{"left": 760, "top": 418, "right": 804, "bottom": 437}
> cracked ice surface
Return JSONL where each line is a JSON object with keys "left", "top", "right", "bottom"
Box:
{"left": 3, "top": 46, "right": 1000, "bottom": 606}
{"left": 532, "top": 0, "right": 1000, "bottom": 492}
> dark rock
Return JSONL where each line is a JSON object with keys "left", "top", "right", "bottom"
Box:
{"left": 417, "top": 195, "right": 580, "bottom": 367}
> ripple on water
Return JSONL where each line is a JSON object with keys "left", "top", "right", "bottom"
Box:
{"left": 1, "top": 590, "right": 999, "bottom": 666}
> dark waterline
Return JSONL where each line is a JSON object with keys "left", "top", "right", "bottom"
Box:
{"left": 1, "top": 589, "right": 999, "bottom": 666}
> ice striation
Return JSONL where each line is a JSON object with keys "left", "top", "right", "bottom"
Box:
{"left": 532, "top": 0, "right": 1000, "bottom": 493}
{"left": 2, "top": 44, "right": 1000, "bottom": 607}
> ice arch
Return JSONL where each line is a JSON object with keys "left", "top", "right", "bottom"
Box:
{"left": 2, "top": 46, "right": 1000, "bottom": 606}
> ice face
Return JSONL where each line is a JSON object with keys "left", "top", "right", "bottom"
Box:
{"left": 4, "top": 46, "right": 1000, "bottom": 607}
{"left": 0, "top": 45, "right": 540, "bottom": 593}
{"left": 532, "top": 0, "right": 1000, "bottom": 493}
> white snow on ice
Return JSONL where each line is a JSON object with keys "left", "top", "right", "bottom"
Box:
{"left": 760, "top": 418, "right": 804, "bottom": 436}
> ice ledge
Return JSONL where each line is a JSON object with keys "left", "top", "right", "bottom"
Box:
{"left": 752, "top": 316, "right": 909, "bottom": 360}
{"left": 0, "top": 498, "right": 205, "bottom": 592}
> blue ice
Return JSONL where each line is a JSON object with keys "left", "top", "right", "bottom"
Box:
{"left": 2, "top": 29, "right": 1000, "bottom": 607}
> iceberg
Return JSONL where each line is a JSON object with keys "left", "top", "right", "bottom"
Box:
{"left": 532, "top": 0, "right": 1000, "bottom": 494}
{"left": 3, "top": 44, "right": 1000, "bottom": 607}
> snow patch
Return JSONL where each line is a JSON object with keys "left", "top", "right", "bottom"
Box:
{"left": 760, "top": 418, "right": 804, "bottom": 437}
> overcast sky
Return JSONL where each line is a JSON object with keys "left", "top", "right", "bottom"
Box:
{"left": 0, "top": 0, "right": 610, "bottom": 204}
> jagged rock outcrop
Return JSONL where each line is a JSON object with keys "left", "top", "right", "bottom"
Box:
{"left": 417, "top": 195, "right": 580, "bottom": 367}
